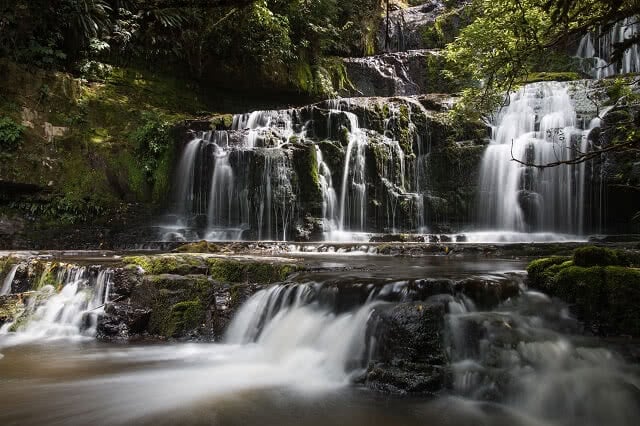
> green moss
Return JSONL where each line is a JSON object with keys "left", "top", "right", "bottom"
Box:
{"left": 526, "top": 255, "right": 571, "bottom": 288}
{"left": 527, "top": 250, "right": 640, "bottom": 336}
{"left": 605, "top": 266, "right": 640, "bottom": 335}
{"left": 169, "top": 301, "right": 204, "bottom": 336}
{"left": 211, "top": 114, "right": 234, "bottom": 129}
{"left": 143, "top": 274, "right": 212, "bottom": 338}
{"left": 124, "top": 255, "right": 206, "bottom": 275}
{"left": 292, "top": 144, "right": 321, "bottom": 205}
{"left": 174, "top": 241, "right": 220, "bottom": 254}
{"left": 207, "top": 258, "right": 298, "bottom": 284}
{"left": 525, "top": 72, "right": 581, "bottom": 83}
{"left": 573, "top": 246, "right": 632, "bottom": 267}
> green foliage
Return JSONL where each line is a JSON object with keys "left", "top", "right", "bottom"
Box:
{"left": 442, "top": 0, "right": 636, "bottom": 119}
{"left": 0, "top": 117, "right": 25, "bottom": 151}
{"left": 129, "top": 112, "right": 174, "bottom": 191}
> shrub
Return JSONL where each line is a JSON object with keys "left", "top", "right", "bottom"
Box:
{"left": 0, "top": 117, "right": 25, "bottom": 151}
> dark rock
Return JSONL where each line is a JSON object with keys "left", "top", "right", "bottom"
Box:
{"left": 365, "top": 301, "right": 449, "bottom": 394}
{"left": 97, "top": 303, "right": 151, "bottom": 341}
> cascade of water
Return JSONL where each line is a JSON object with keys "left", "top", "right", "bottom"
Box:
{"left": 575, "top": 18, "right": 640, "bottom": 78}
{"left": 207, "top": 132, "right": 236, "bottom": 229}
{"left": 315, "top": 145, "right": 339, "bottom": 234}
{"left": 478, "top": 82, "right": 597, "bottom": 234}
{"left": 0, "top": 264, "right": 18, "bottom": 296}
{"left": 167, "top": 109, "right": 299, "bottom": 241}
{"left": 337, "top": 107, "right": 369, "bottom": 232}
{"left": 0, "top": 266, "right": 112, "bottom": 343}
{"left": 445, "top": 290, "right": 640, "bottom": 426}
{"left": 256, "top": 150, "right": 295, "bottom": 241}
{"left": 225, "top": 283, "right": 377, "bottom": 379}
{"left": 174, "top": 137, "right": 206, "bottom": 217}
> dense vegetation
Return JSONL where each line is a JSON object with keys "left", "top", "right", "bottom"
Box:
{"left": 0, "top": 0, "right": 639, "bottom": 230}
{"left": 0, "top": 0, "right": 383, "bottom": 95}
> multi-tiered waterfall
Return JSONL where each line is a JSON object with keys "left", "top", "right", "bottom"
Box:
{"left": 163, "top": 97, "right": 434, "bottom": 242}
{"left": 477, "top": 82, "right": 601, "bottom": 236}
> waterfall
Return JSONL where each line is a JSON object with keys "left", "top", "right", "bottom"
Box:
{"left": 0, "top": 266, "right": 112, "bottom": 345}
{"left": 337, "top": 107, "right": 369, "bottom": 233}
{"left": 0, "top": 264, "right": 18, "bottom": 296}
{"left": 167, "top": 97, "right": 433, "bottom": 242}
{"left": 225, "top": 283, "right": 377, "bottom": 380}
{"left": 575, "top": 17, "right": 640, "bottom": 78}
{"left": 174, "top": 137, "right": 206, "bottom": 217}
{"left": 478, "top": 82, "right": 598, "bottom": 234}
{"left": 445, "top": 290, "right": 640, "bottom": 426}
{"left": 315, "top": 145, "right": 339, "bottom": 235}
{"left": 166, "top": 111, "right": 299, "bottom": 241}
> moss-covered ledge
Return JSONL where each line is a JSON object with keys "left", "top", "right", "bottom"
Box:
{"left": 122, "top": 253, "right": 302, "bottom": 284}
{"left": 527, "top": 246, "right": 640, "bottom": 336}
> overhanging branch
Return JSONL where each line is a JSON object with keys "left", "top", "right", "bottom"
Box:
{"left": 510, "top": 139, "right": 639, "bottom": 168}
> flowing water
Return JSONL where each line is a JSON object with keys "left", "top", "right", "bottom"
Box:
{"left": 478, "top": 81, "right": 601, "bottom": 234}
{"left": 0, "top": 256, "right": 638, "bottom": 426}
{"left": 575, "top": 17, "right": 640, "bottom": 79}
{"left": 163, "top": 97, "right": 434, "bottom": 243}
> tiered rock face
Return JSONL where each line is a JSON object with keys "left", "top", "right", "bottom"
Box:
{"left": 162, "top": 95, "right": 488, "bottom": 241}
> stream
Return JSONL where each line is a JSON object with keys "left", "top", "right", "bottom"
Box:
{"left": 1, "top": 255, "right": 638, "bottom": 426}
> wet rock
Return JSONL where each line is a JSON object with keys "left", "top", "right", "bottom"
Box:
{"left": 96, "top": 303, "right": 151, "bottom": 341}
{"left": 0, "top": 294, "right": 25, "bottom": 325}
{"left": 365, "top": 301, "right": 449, "bottom": 394}
{"left": 110, "top": 265, "right": 144, "bottom": 298}
{"left": 342, "top": 50, "right": 445, "bottom": 97}
{"left": 378, "top": 2, "right": 446, "bottom": 52}
{"left": 455, "top": 276, "right": 521, "bottom": 310}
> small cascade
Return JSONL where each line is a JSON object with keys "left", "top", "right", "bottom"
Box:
{"left": 445, "top": 290, "right": 640, "bottom": 426}
{"left": 575, "top": 17, "right": 640, "bottom": 78}
{"left": 0, "top": 266, "right": 112, "bottom": 343}
{"left": 225, "top": 283, "right": 378, "bottom": 379}
{"left": 336, "top": 105, "right": 369, "bottom": 233}
{"left": 0, "top": 264, "right": 18, "bottom": 296}
{"left": 166, "top": 111, "right": 299, "bottom": 241}
{"left": 478, "top": 82, "right": 599, "bottom": 234}
{"left": 315, "top": 145, "right": 339, "bottom": 235}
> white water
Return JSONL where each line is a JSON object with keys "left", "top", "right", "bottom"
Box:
{"left": 575, "top": 18, "right": 640, "bottom": 78}
{"left": 446, "top": 290, "right": 640, "bottom": 426}
{"left": 478, "top": 82, "right": 599, "bottom": 234}
{"left": 315, "top": 144, "right": 340, "bottom": 235}
{"left": 338, "top": 107, "right": 369, "bottom": 233}
{"left": 0, "top": 267, "right": 112, "bottom": 346}
{"left": 0, "top": 264, "right": 18, "bottom": 296}
{"left": 166, "top": 115, "right": 299, "bottom": 241}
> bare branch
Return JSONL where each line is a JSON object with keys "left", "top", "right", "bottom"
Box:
{"left": 510, "top": 138, "right": 638, "bottom": 169}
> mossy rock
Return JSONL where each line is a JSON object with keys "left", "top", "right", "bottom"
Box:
{"left": 169, "top": 301, "right": 204, "bottom": 336}
{"left": 527, "top": 247, "right": 640, "bottom": 336}
{"left": 174, "top": 241, "right": 220, "bottom": 254}
{"left": 206, "top": 258, "right": 298, "bottom": 284}
{"left": 525, "top": 72, "right": 582, "bottom": 83}
{"left": 0, "top": 294, "right": 25, "bottom": 324}
{"left": 137, "top": 274, "right": 213, "bottom": 338}
{"left": 123, "top": 255, "right": 208, "bottom": 275}
{"left": 526, "top": 256, "right": 571, "bottom": 289}
{"left": 573, "top": 246, "right": 632, "bottom": 267}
